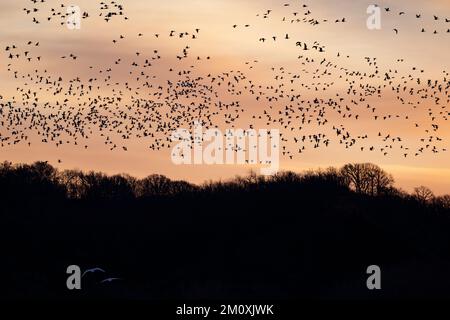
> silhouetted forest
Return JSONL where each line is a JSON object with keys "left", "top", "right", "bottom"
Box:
{"left": 1, "top": 161, "right": 450, "bottom": 300}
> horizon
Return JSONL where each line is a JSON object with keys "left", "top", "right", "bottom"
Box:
{"left": 1, "top": 159, "right": 448, "bottom": 198}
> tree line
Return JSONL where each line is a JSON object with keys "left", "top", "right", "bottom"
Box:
{"left": 0, "top": 160, "right": 448, "bottom": 209}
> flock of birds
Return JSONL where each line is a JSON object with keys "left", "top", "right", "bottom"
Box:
{"left": 0, "top": 0, "right": 449, "bottom": 165}
{"left": 380, "top": 6, "right": 450, "bottom": 34}
{"left": 249, "top": 3, "right": 450, "bottom": 34}
{"left": 24, "top": 0, "right": 126, "bottom": 26}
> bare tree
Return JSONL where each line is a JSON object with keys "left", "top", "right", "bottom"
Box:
{"left": 58, "top": 169, "right": 86, "bottom": 199}
{"left": 414, "top": 186, "right": 434, "bottom": 203}
{"left": 433, "top": 195, "right": 450, "bottom": 209}
{"left": 135, "top": 174, "right": 173, "bottom": 196}
{"left": 340, "top": 163, "right": 394, "bottom": 195}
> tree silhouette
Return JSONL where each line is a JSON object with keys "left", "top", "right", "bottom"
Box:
{"left": 434, "top": 195, "right": 450, "bottom": 209}
{"left": 340, "top": 163, "right": 394, "bottom": 195}
{"left": 414, "top": 185, "right": 435, "bottom": 204}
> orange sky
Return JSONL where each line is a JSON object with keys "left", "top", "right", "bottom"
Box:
{"left": 0, "top": 0, "right": 449, "bottom": 194}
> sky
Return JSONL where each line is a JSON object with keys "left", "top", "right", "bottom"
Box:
{"left": 1, "top": 0, "right": 450, "bottom": 194}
